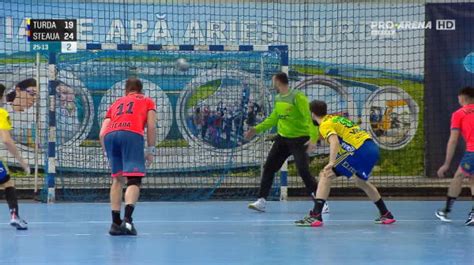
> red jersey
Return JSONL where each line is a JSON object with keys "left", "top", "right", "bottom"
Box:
{"left": 104, "top": 93, "right": 156, "bottom": 136}
{"left": 451, "top": 104, "right": 474, "bottom": 152}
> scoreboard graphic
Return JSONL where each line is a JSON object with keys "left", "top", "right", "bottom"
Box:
{"left": 26, "top": 19, "right": 77, "bottom": 53}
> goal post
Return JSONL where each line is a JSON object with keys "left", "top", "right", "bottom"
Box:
{"left": 43, "top": 43, "right": 289, "bottom": 201}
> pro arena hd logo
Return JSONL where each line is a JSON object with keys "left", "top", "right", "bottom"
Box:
{"left": 370, "top": 19, "right": 455, "bottom": 36}
{"left": 435, "top": 20, "right": 456, "bottom": 30}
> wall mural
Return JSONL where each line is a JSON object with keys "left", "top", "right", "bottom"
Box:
{"left": 0, "top": 1, "right": 423, "bottom": 176}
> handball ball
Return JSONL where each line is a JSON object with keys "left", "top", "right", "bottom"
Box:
{"left": 176, "top": 58, "right": 190, "bottom": 72}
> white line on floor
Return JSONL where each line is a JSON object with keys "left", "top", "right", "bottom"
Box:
{"left": 218, "top": 232, "right": 235, "bottom": 235}
{"left": 192, "top": 232, "right": 208, "bottom": 235}
{"left": 3, "top": 219, "right": 466, "bottom": 225}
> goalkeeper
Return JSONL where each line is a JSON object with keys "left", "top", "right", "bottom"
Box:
{"left": 244, "top": 72, "right": 328, "bottom": 214}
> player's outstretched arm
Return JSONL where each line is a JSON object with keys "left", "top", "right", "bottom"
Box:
{"left": 0, "top": 130, "right": 30, "bottom": 174}
{"left": 245, "top": 109, "right": 278, "bottom": 140}
{"left": 438, "top": 129, "right": 459, "bottom": 178}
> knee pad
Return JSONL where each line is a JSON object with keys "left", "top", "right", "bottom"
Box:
{"left": 127, "top": 177, "right": 142, "bottom": 187}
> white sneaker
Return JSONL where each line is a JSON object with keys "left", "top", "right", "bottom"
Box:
{"left": 322, "top": 202, "right": 330, "bottom": 214}
{"left": 10, "top": 214, "right": 28, "bottom": 230}
{"left": 435, "top": 209, "right": 452, "bottom": 223}
{"left": 248, "top": 198, "right": 266, "bottom": 212}
{"left": 465, "top": 211, "right": 474, "bottom": 226}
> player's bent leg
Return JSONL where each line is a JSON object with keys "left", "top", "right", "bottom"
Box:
{"left": 289, "top": 138, "right": 329, "bottom": 213}
{"left": 125, "top": 176, "right": 141, "bottom": 204}
{"left": 315, "top": 170, "right": 334, "bottom": 200}
{"left": 250, "top": 138, "right": 290, "bottom": 212}
{"left": 118, "top": 131, "right": 146, "bottom": 235}
{"left": 1, "top": 179, "right": 27, "bottom": 230}
{"left": 258, "top": 139, "right": 289, "bottom": 199}
{"left": 436, "top": 167, "right": 465, "bottom": 223}
{"left": 448, "top": 168, "right": 464, "bottom": 198}
{"left": 353, "top": 177, "right": 395, "bottom": 224}
{"left": 121, "top": 176, "right": 142, "bottom": 236}
{"left": 353, "top": 177, "right": 381, "bottom": 202}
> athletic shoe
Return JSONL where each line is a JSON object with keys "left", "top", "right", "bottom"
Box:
{"left": 10, "top": 214, "right": 28, "bottom": 230}
{"left": 465, "top": 211, "right": 474, "bottom": 226}
{"left": 295, "top": 211, "right": 323, "bottom": 227}
{"left": 121, "top": 221, "right": 137, "bottom": 236}
{"left": 435, "top": 209, "right": 452, "bottom": 223}
{"left": 248, "top": 198, "right": 266, "bottom": 212}
{"left": 322, "top": 202, "right": 330, "bottom": 214}
{"left": 375, "top": 211, "right": 396, "bottom": 224}
{"left": 109, "top": 223, "right": 126, "bottom": 236}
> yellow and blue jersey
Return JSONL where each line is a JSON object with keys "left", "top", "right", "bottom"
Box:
{"left": 320, "top": 115, "right": 378, "bottom": 180}
{"left": 319, "top": 115, "right": 371, "bottom": 153}
{"left": 0, "top": 107, "right": 11, "bottom": 183}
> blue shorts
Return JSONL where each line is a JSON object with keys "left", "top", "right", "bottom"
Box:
{"left": 460, "top": 152, "right": 474, "bottom": 176}
{"left": 0, "top": 160, "right": 9, "bottom": 184}
{"left": 104, "top": 131, "right": 145, "bottom": 178}
{"left": 333, "top": 140, "right": 379, "bottom": 181}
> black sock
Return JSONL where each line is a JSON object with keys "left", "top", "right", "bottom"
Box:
{"left": 445, "top": 196, "right": 456, "bottom": 213}
{"left": 375, "top": 199, "right": 389, "bottom": 216}
{"left": 311, "top": 193, "right": 317, "bottom": 210}
{"left": 312, "top": 198, "right": 326, "bottom": 217}
{"left": 5, "top": 186, "right": 19, "bottom": 216}
{"left": 124, "top": 204, "right": 135, "bottom": 223}
{"left": 112, "top": 210, "right": 121, "bottom": 225}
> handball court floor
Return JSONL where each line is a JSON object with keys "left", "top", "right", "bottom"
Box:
{"left": 0, "top": 201, "right": 473, "bottom": 265}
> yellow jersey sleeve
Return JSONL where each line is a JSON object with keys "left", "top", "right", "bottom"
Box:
{"left": 319, "top": 120, "right": 337, "bottom": 140}
{"left": 0, "top": 108, "right": 12, "bottom": 131}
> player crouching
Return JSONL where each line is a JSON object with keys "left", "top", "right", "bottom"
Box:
{"left": 100, "top": 78, "right": 156, "bottom": 236}
{"left": 296, "top": 100, "right": 395, "bottom": 227}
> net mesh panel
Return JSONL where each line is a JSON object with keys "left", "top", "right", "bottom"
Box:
{"left": 296, "top": 1, "right": 426, "bottom": 192}
{"left": 54, "top": 49, "right": 282, "bottom": 200}
{"left": 0, "top": 0, "right": 462, "bottom": 201}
